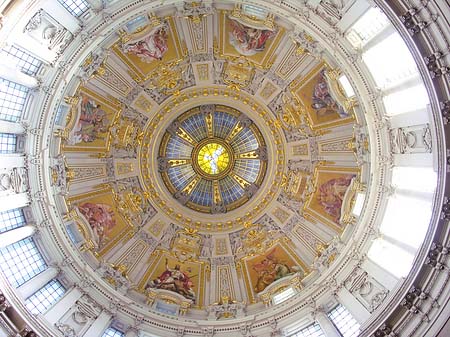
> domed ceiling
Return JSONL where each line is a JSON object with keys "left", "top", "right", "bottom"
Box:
{"left": 1, "top": 0, "right": 449, "bottom": 336}
{"left": 53, "top": 2, "right": 368, "bottom": 315}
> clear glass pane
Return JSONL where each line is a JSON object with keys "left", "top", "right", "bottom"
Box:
{"left": 392, "top": 166, "right": 437, "bottom": 193}
{"left": 383, "top": 84, "right": 429, "bottom": 115}
{"left": 368, "top": 238, "right": 414, "bottom": 278}
{"left": 328, "top": 304, "right": 360, "bottom": 337}
{"left": 57, "top": 0, "right": 90, "bottom": 17}
{"left": 0, "top": 208, "right": 26, "bottom": 233}
{"left": 287, "top": 323, "right": 325, "bottom": 337}
{"left": 0, "top": 238, "right": 47, "bottom": 287}
{"left": 363, "top": 33, "right": 418, "bottom": 88}
{"left": 346, "top": 7, "right": 390, "bottom": 48}
{"left": 379, "top": 194, "right": 432, "bottom": 248}
{"left": 273, "top": 287, "right": 296, "bottom": 305}
{"left": 102, "top": 328, "right": 125, "bottom": 337}
{"left": 338, "top": 75, "right": 355, "bottom": 97}
{"left": 25, "top": 280, "right": 65, "bottom": 314}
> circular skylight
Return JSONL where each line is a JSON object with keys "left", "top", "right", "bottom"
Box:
{"left": 157, "top": 105, "right": 267, "bottom": 213}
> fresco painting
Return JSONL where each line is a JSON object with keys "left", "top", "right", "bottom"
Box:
{"left": 245, "top": 244, "right": 303, "bottom": 293}
{"left": 114, "top": 19, "right": 182, "bottom": 79}
{"left": 220, "top": 12, "right": 283, "bottom": 68}
{"left": 305, "top": 167, "right": 358, "bottom": 229}
{"left": 74, "top": 191, "right": 129, "bottom": 254}
{"left": 122, "top": 23, "right": 169, "bottom": 63}
{"left": 68, "top": 94, "right": 111, "bottom": 146}
{"left": 294, "top": 66, "right": 352, "bottom": 129}
{"left": 228, "top": 18, "right": 275, "bottom": 56}
{"left": 145, "top": 255, "right": 202, "bottom": 303}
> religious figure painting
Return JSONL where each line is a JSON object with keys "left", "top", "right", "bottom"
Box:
{"left": 304, "top": 166, "right": 358, "bottom": 230}
{"left": 122, "top": 23, "right": 169, "bottom": 63}
{"left": 219, "top": 12, "right": 282, "bottom": 68}
{"left": 145, "top": 258, "right": 200, "bottom": 303}
{"left": 245, "top": 244, "right": 304, "bottom": 294}
{"left": 72, "top": 190, "right": 130, "bottom": 255}
{"left": 317, "top": 175, "right": 355, "bottom": 222}
{"left": 293, "top": 65, "right": 354, "bottom": 129}
{"left": 69, "top": 94, "right": 110, "bottom": 145}
{"left": 228, "top": 19, "right": 275, "bottom": 56}
{"left": 311, "top": 69, "right": 348, "bottom": 120}
{"left": 78, "top": 202, "right": 116, "bottom": 249}
{"left": 113, "top": 18, "right": 183, "bottom": 82}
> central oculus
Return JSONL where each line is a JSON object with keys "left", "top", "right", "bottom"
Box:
{"left": 158, "top": 105, "right": 267, "bottom": 214}
{"left": 193, "top": 139, "right": 234, "bottom": 178}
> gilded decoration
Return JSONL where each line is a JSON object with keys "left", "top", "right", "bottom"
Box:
{"left": 290, "top": 64, "right": 356, "bottom": 130}
{"left": 146, "top": 60, "right": 189, "bottom": 95}
{"left": 303, "top": 165, "right": 359, "bottom": 231}
{"left": 69, "top": 165, "right": 107, "bottom": 184}
{"left": 215, "top": 238, "right": 228, "bottom": 255}
{"left": 53, "top": 3, "right": 370, "bottom": 318}
{"left": 139, "top": 86, "right": 285, "bottom": 231}
{"left": 292, "top": 143, "right": 309, "bottom": 156}
{"left": 156, "top": 104, "right": 267, "bottom": 214}
{"left": 133, "top": 94, "right": 154, "bottom": 114}
{"left": 222, "top": 57, "right": 255, "bottom": 90}
{"left": 241, "top": 241, "right": 308, "bottom": 302}
{"left": 196, "top": 63, "right": 210, "bottom": 81}
{"left": 148, "top": 219, "right": 166, "bottom": 238}
{"left": 62, "top": 87, "right": 122, "bottom": 152}
{"left": 237, "top": 222, "right": 276, "bottom": 256}
{"left": 109, "top": 116, "right": 144, "bottom": 150}
{"left": 171, "top": 228, "right": 202, "bottom": 261}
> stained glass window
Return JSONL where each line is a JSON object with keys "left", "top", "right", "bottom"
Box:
{"left": 197, "top": 143, "right": 230, "bottom": 175}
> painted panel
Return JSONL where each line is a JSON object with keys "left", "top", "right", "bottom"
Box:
{"left": 70, "top": 188, "right": 132, "bottom": 256}
{"left": 113, "top": 17, "right": 185, "bottom": 82}
{"left": 63, "top": 87, "right": 121, "bottom": 152}
{"left": 218, "top": 11, "right": 284, "bottom": 68}
{"left": 292, "top": 64, "right": 354, "bottom": 130}
{"left": 304, "top": 166, "right": 358, "bottom": 231}
{"left": 241, "top": 241, "right": 307, "bottom": 302}
{"left": 140, "top": 251, "right": 206, "bottom": 307}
